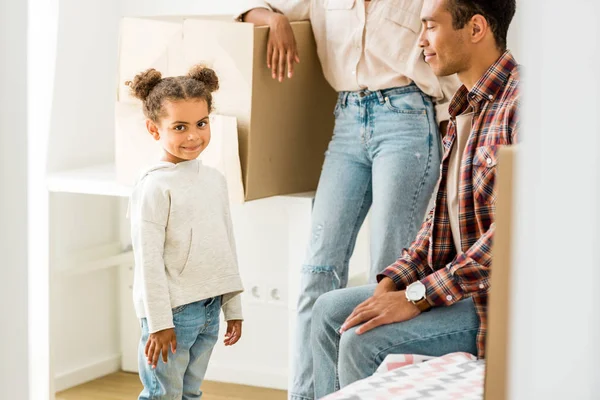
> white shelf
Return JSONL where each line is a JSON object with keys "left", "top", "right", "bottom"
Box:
{"left": 47, "top": 164, "right": 132, "bottom": 197}
{"left": 53, "top": 242, "right": 133, "bottom": 277}
{"left": 46, "top": 164, "right": 318, "bottom": 201}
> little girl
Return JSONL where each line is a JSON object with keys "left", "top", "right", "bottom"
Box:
{"left": 127, "top": 65, "right": 244, "bottom": 400}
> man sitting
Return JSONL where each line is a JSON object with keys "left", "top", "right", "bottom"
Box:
{"left": 310, "top": 0, "right": 520, "bottom": 397}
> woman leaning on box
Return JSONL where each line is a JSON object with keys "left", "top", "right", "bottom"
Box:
{"left": 235, "top": 2, "right": 459, "bottom": 399}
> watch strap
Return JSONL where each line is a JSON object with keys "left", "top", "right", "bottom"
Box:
{"left": 414, "top": 296, "right": 432, "bottom": 312}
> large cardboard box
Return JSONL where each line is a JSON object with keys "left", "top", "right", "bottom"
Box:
{"left": 116, "top": 17, "right": 337, "bottom": 201}
{"left": 484, "top": 146, "right": 517, "bottom": 400}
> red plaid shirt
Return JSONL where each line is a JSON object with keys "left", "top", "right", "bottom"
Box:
{"left": 379, "top": 51, "right": 520, "bottom": 358}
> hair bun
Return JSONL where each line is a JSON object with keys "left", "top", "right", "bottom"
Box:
{"left": 125, "top": 68, "right": 162, "bottom": 101}
{"left": 188, "top": 65, "right": 219, "bottom": 92}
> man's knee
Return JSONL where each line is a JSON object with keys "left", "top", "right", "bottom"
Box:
{"left": 314, "top": 285, "right": 376, "bottom": 327}
{"left": 337, "top": 328, "right": 373, "bottom": 384}
{"left": 339, "top": 328, "right": 363, "bottom": 359}
{"left": 312, "top": 289, "right": 342, "bottom": 327}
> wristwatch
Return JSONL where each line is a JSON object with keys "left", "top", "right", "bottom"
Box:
{"left": 405, "top": 281, "right": 432, "bottom": 312}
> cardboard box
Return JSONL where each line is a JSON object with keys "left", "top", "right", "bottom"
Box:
{"left": 116, "top": 17, "right": 337, "bottom": 201}
{"left": 484, "top": 146, "right": 517, "bottom": 400}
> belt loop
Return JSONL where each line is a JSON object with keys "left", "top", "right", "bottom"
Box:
{"left": 341, "top": 92, "right": 349, "bottom": 108}
{"left": 376, "top": 90, "right": 385, "bottom": 105}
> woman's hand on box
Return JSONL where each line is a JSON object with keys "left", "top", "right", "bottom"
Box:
{"left": 267, "top": 13, "right": 300, "bottom": 82}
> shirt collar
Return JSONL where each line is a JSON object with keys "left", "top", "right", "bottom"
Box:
{"left": 448, "top": 50, "right": 519, "bottom": 118}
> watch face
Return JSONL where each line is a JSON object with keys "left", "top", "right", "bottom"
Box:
{"left": 407, "top": 282, "right": 426, "bottom": 301}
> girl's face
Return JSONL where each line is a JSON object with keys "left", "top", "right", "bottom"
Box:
{"left": 146, "top": 99, "right": 211, "bottom": 164}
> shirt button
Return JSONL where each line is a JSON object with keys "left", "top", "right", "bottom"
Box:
{"left": 488, "top": 95, "right": 493, "bottom": 100}
{"left": 479, "top": 284, "right": 485, "bottom": 289}
{"left": 486, "top": 158, "right": 493, "bottom": 166}
{"left": 352, "top": 70, "right": 356, "bottom": 75}
{"left": 446, "top": 295, "right": 453, "bottom": 301}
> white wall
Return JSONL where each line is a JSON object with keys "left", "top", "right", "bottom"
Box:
{"left": 506, "top": 0, "right": 522, "bottom": 60}
{"left": 121, "top": 0, "right": 244, "bottom": 16}
{"left": 509, "top": 1, "right": 600, "bottom": 399}
{"left": 47, "top": 0, "right": 121, "bottom": 172}
{"left": 28, "top": 0, "right": 58, "bottom": 398}
{"left": 0, "top": 0, "right": 29, "bottom": 398}
{"left": 50, "top": 195, "right": 122, "bottom": 391}
{"left": 47, "top": 0, "right": 124, "bottom": 391}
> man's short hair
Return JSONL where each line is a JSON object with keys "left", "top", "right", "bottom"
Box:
{"left": 446, "top": 0, "right": 516, "bottom": 50}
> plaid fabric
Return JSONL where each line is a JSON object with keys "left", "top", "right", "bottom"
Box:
{"left": 378, "top": 51, "right": 520, "bottom": 358}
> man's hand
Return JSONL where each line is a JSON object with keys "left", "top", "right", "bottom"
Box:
{"left": 224, "top": 320, "right": 243, "bottom": 346}
{"left": 340, "top": 290, "right": 421, "bottom": 335}
{"left": 374, "top": 276, "right": 397, "bottom": 297}
{"left": 145, "top": 328, "right": 177, "bottom": 369}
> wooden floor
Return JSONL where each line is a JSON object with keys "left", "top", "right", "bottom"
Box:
{"left": 56, "top": 372, "right": 287, "bottom": 400}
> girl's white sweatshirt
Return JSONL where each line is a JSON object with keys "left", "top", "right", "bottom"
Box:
{"left": 129, "top": 159, "right": 243, "bottom": 333}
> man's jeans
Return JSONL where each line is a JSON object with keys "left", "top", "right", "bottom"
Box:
{"left": 290, "top": 85, "right": 442, "bottom": 400}
{"left": 312, "top": 285, "right": 479, "bottom": 398}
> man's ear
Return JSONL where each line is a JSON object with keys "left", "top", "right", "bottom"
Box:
{"left": 470, "top": 14, "right": 489, "bottom": 44}
{"left": 146, "top": 119, "right": 160, "bottom": 141}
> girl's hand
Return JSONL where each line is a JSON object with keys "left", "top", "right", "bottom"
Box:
{"left": 224, "top": 320, "right": 242, "bottom": 346}
{"left": 267, "top": 13, "right": 300, "bottom": 82}
{"left": 145, "top": 328, "right": 177, "bottom": 368}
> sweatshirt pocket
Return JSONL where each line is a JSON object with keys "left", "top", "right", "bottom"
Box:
{"left": 177, "top": 229, "right": 193, "bottom": 277}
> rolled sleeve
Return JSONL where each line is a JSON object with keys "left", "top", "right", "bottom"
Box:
{"left": 421, "top": 264, "right": 464, "bottom": 307}
{"left": 233, "top": 1, "right": 310, "bottom": 22}
{"left": 422, "top": 224, "right": 494, "bottom": 308}
{"left": 233, "top": 1, "right": 273, "bottom": 21}
{"left": 378, "top": 258, "right": 426, "bottom": 291}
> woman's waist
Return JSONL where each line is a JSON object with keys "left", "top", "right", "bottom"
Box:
{"left": 342, "top": 83, "right": 423, "bottom": 99}
{"left": 335, "top": 83, "right": 434, "bottom": 109}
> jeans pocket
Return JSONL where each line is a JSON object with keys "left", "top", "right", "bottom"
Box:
{"left": 333, "top": 102, "right": 341, "bottom": 118}
{"left": 204, "top": 296, "right": 222, "bottom": 311}
{"left": 383, "top": 92, "right": 428, "bottom": 115}
{"left": 333, "top": 94, "right": 345, "bottom": 118}
{"left": 172, "top": 304, "right": 188, "bottom": 315}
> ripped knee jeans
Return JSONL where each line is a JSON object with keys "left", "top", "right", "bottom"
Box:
{"left": 288, "top": 85, "right": 441, "bottom": 400}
